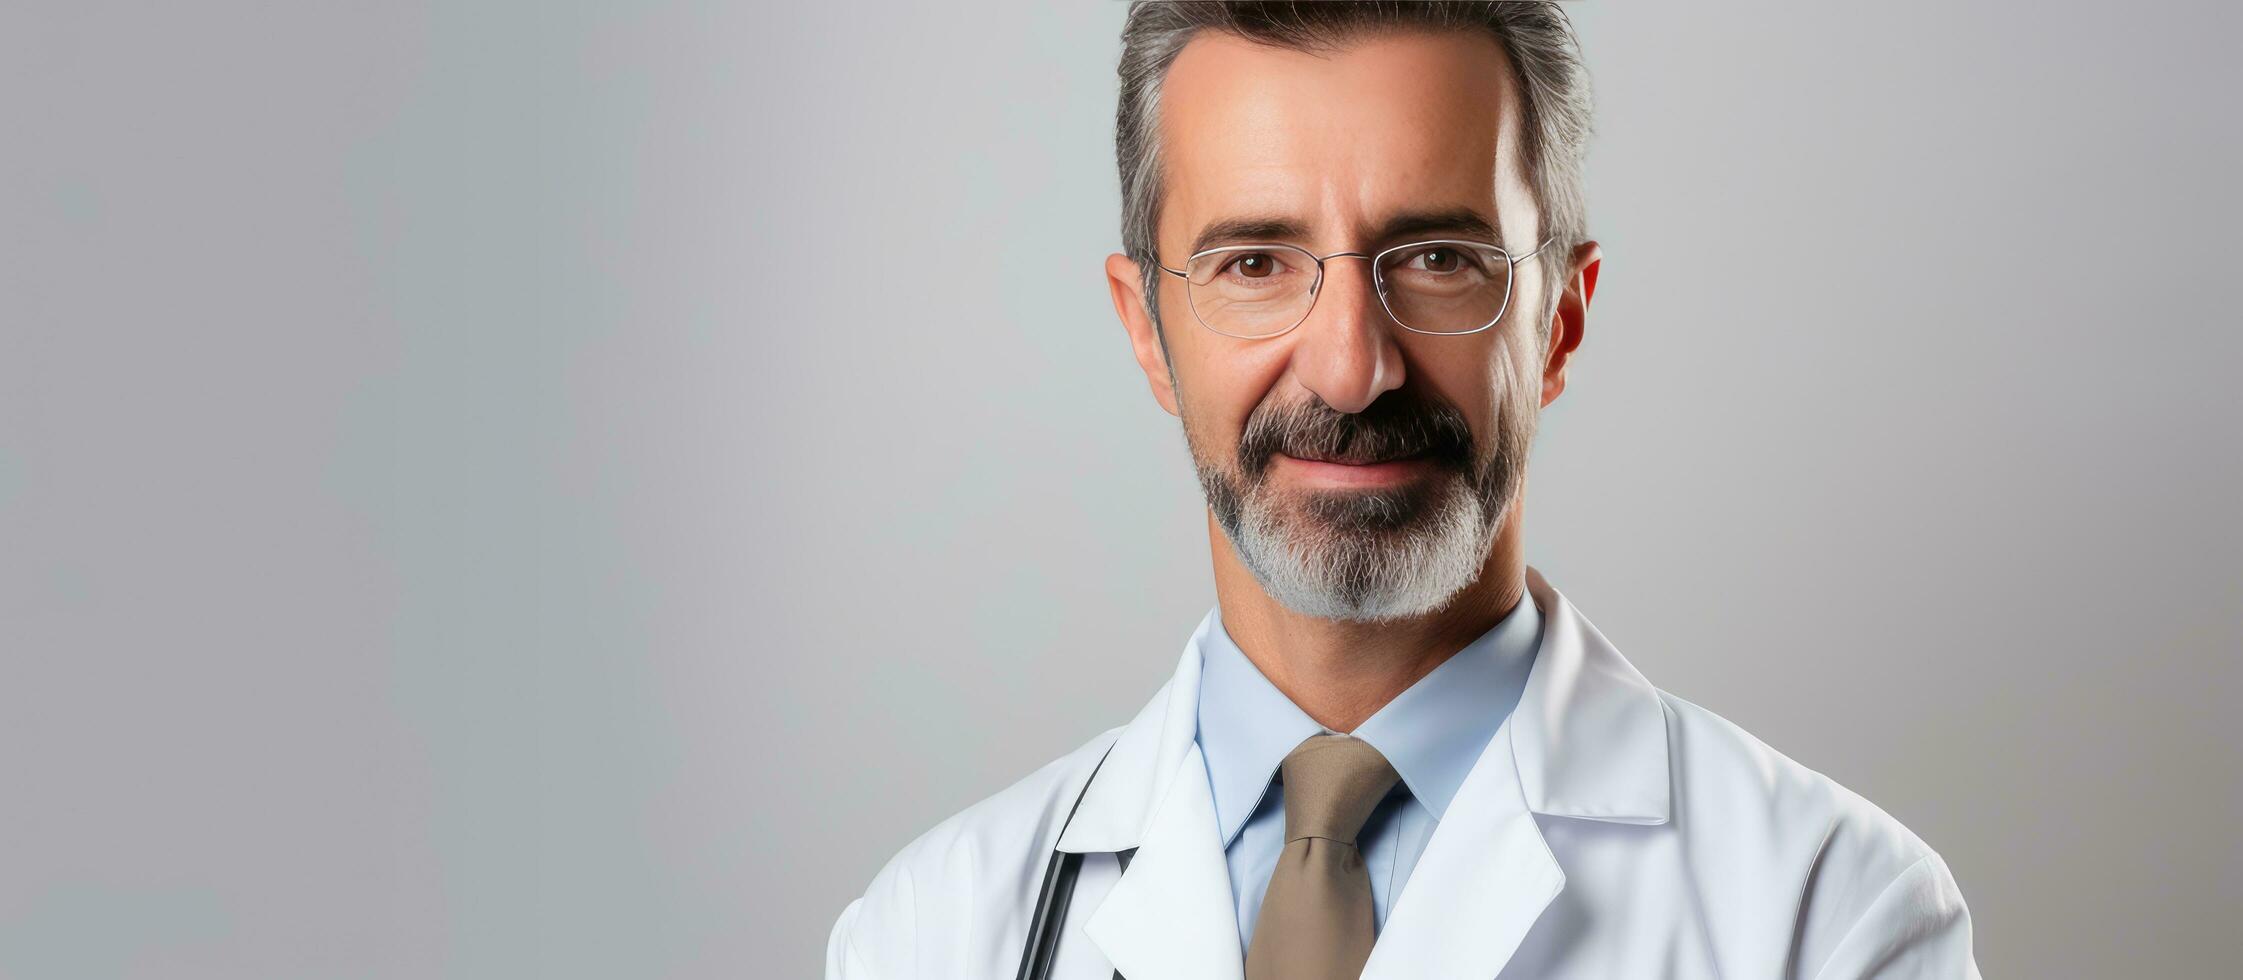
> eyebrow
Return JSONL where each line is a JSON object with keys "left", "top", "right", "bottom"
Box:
{"left": 1187, "top": 207, "right": 1501, "bottom": 256}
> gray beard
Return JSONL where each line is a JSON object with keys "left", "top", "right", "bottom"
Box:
{"left": 1192, "top": 408, "right": 1534, "bottom": 624}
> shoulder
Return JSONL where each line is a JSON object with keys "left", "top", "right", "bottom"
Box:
{"left": 1653, "top": 690, "right": 1977, "bottom": 977}
{"left": 825, "top": 726, "right": 1124, "bottom": 978}
{"left": 1656, "top": 690, "right": 1946, "bottom": 879}
{"left": 866, "top": 725, "right": 1125, "bottom": 892}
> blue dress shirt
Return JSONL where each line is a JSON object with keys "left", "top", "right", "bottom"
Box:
{"left": 1193, "top": 595, "right": 1543, "bottom": 952}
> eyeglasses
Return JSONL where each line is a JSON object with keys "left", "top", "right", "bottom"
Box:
{"left": 1157, "top": 235, "right": 1555, "bottom": 339}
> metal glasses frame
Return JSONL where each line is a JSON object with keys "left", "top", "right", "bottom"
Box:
{"left": 1156, "top": 234, "right": 1556, "bottom": 339}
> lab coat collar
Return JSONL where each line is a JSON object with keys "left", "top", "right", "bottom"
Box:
{"left": 1056, "top": 563, "right": 1672, "bottom": 978}
{"left": 1052, "top": 605, "right": 1217, "bottom": 855}
{"left": 1058, "top": 564, "right": 1671, "bottom": 849}
{"left": 1062, "top": 609, "right": 1244, "bottom": 979}
{"left": 1510, "top": 563, "right": 1673, "bottom": 824}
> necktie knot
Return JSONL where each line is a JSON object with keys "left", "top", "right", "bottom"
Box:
{"left": 1277, "top": 733, "right": 1400, "bottom": 846}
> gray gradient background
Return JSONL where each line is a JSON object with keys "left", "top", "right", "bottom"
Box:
{"left": 2, "top": 1, "right": 2237, "bottom": 977}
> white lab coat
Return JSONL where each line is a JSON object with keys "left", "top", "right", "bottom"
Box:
{"left": 826, "top": 566, "right": 1981, "bottom": 979}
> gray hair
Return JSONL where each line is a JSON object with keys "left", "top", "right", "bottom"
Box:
{"left": 1116, "top": 1, "right": 1593, "bottom": 353}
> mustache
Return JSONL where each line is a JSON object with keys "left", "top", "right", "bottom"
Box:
{"left": 1237, "top": 390, "right": 1476, "bottom": 478}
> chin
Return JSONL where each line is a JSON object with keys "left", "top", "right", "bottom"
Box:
{"left": 1228, "top": 480, "right": 1497, "bottom": 624}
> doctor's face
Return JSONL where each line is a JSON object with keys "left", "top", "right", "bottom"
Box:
{"left": 1109, "top": 30, "right": 1566, "bottom": 622}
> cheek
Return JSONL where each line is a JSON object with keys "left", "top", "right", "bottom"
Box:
{"left": 1415, "top": 337, "right": 1519, "bottom": 417}
{"left": 1172, "top": 370, "right": 1248, "bottom": 468}
{"left": 1177, "top": 346, "right": 1290, "bottom": 449}
{"left": 1486, "top": 334, "right": 1542, "bottom": 415}
{"left": 1425, "top": 338, "right": 1538, "bottom": 454}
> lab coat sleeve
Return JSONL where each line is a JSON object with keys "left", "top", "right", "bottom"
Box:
{"left": 1809, "top": 851, "right": 1981, "bottom": 980}
{"left": 824, "top": 897, "right": 867, "bottom": 980}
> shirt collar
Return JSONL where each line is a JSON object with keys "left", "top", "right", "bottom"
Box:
{"left": 1193, "top": 594, "right": 1543, "bottom": 847}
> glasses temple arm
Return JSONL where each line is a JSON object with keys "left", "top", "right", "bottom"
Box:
{"left": 1516, "top": 235, "right": 1560, "bottom": 264}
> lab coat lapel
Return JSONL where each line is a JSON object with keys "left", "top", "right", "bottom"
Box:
{"left": 1364, "top": 565, "right": 1673, "bottom": 978}
{"left": 1360, "top": 711, "right": 1561, "bottom": 979}
{"left": 1081, "top": 743, "right": 1243, "bottom": 980}
{"left": 1057, "top": 609, "right": 1244, "bottom": 980}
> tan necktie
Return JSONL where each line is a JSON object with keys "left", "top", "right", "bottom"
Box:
{"left": 1244, "top": 733, "right": 1402, "bottom": 980}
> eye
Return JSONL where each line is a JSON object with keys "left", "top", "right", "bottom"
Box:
{"left": 1411, "top": 247, "right": 1465, "bottom": 273}
{"left": 1223, "top": 251, "right": 1283, "bottom": 279}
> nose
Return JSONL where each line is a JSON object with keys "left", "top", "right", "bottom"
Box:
{"left": 1289, "top": 254, "right": 1406, "bottom": 415}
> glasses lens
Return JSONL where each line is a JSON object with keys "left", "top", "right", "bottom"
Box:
{"left": 1185, "top": 245, "right": 1317, "bottom": 338}
{"left": 1377, "top": 241, "right": 1512, "bottom": 333}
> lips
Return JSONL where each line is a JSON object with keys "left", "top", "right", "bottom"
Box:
{"left": 1288, "top": 451, "right": 1426, "bottom": 466}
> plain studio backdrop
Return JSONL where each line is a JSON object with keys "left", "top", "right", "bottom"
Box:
{"left": 2, "top": 1, "right": 2237, "bottom": 977}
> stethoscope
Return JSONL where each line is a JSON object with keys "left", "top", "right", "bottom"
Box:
{"left": 1015, "top": 743, "right": 1134, "bottom": 980}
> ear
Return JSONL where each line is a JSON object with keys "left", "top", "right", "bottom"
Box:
{"left": 1106, "top": 252, "right": 1181, "bottom": 417}
{"left": 1539, "top": 240, "right": 1602, "bottom": 409}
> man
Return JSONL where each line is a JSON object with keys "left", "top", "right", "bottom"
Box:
{"left": 827, "top": 3, "right": 1979, "bottom": 978}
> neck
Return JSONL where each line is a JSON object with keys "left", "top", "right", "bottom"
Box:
{"left": 1207, "top": 493, "right": 1529, "bottom": 733}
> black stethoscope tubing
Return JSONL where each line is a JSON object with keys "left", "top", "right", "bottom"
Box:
{"left": 1016, "top": 743, "right": 1133, "bottom": 980}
